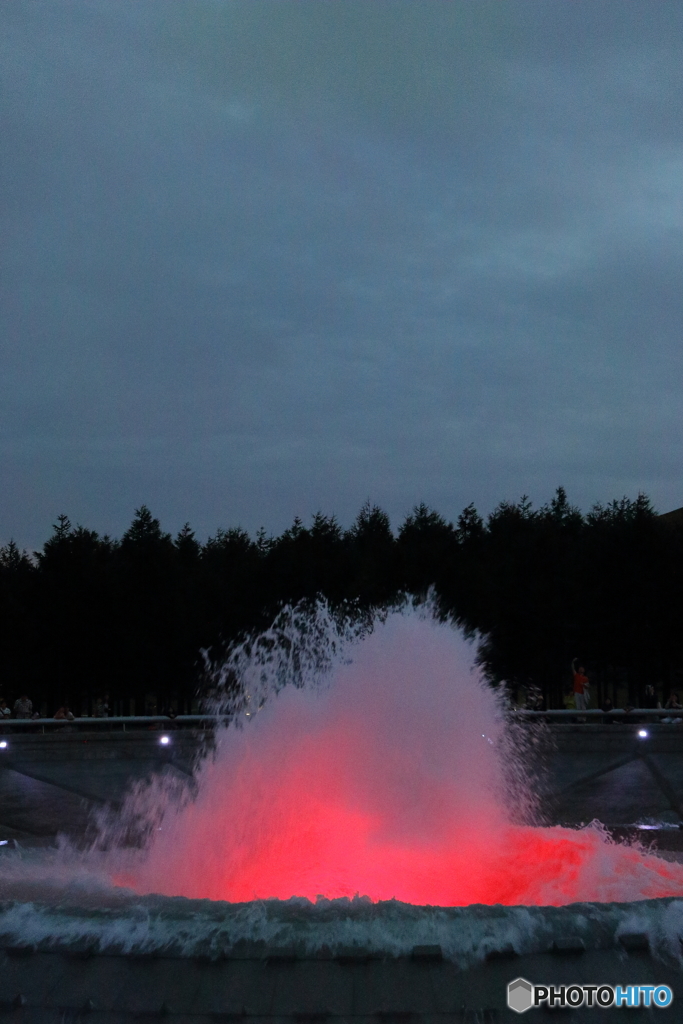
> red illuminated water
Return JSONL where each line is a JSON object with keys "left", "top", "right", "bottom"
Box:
{"left": 116, "top": 610, "right": 683, "bottom": 906}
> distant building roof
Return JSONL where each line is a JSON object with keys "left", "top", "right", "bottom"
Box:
{"left": 658, "top": 506, "right": 683, "bottom": 526}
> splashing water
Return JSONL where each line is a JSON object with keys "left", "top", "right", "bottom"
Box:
{"left": 107, "top": 606, "right": 683, "bottom": 907}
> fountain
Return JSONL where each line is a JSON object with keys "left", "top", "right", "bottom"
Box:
{"left": 1, "top": 604, "right": 683, "bottom": 1017}
{"left": 107, "top": 604, "right": 683, "bottom": 908}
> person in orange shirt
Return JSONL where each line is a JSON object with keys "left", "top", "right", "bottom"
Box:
{"left": 571, "top": 658, "right": 590, "bottom": 712}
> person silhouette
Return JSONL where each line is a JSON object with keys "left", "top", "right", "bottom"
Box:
{"left": 571, "top": 658, "right": 590, "bottom": 712}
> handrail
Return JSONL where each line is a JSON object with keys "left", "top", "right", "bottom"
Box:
{"left": 514, "top": 708, "right": 683, "bottom": 719}
{"left": 0, "top": 714, "right": 226, "bottom": 731}
{"left": 1, "top": 709, "right": 682, "bottom": 731}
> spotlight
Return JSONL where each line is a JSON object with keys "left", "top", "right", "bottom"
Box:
{"left": 637, "top": 729, "right": 649, "bottom": 739}
{"left": 159, "top": 735, "right": 170, "bottom": 745}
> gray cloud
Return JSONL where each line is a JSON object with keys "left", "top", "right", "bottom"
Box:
{"left": 2, "top": 0, "right": 682, "bottom": 547}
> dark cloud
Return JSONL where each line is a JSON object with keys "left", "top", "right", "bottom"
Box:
{"left": 1, "top": 0, "right": 682, "bottom": 547}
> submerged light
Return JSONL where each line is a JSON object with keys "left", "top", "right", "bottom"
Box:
{"left": 638, "top": 729, "right": 649, "bottom": 739}
{"left": 159, "top": 735, "right": 170, "bottom": 745}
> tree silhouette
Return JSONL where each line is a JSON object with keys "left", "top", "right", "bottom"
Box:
{"left": 0, "top": 491, "right": 681, "bottom": 714}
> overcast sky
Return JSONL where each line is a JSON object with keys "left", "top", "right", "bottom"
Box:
{"left": 2, "top": 0, "right": 682, "bottom": 548}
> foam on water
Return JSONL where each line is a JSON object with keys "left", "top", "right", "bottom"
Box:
{"left": 1, "top": 878, "right": 683, "bottom": 968}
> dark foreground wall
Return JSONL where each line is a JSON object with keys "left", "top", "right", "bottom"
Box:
{"left": 0, "top": 728, "right": 202, "bottom": 842}
{"left": 3, "top": 724, "right": 683, "bottom": 843}
{"left": 541, "top": 724, "right": 683, "bottom": 829}
{"left": 0, "top": 940, "right": 681, "bottom": 1023}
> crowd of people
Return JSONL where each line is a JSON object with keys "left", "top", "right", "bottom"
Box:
{"left": 4, "top": 665, "right": 683, "bottom": 725}
{"left": 520, "top": 657, "right": 683, "bottom": 721}
{"left": 0, "top": 694, "right": 111, "bottom": 721}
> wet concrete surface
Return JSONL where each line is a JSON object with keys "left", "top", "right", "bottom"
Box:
{"left": 0, "top": 729, "right": 200, "bottom": 844}
{"left": 6, "top": 723, "right": 683, "bottom": 846}
{"left": 536, "top": 725, "right": 683, "bottom": 858}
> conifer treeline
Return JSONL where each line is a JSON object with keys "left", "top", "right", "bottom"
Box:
{"left": 1, "top": 489, "right": 681, "bottom": 713}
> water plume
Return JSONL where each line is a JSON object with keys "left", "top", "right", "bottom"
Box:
{"left": 106, "top": 604, "right": 683, "bottom": 907}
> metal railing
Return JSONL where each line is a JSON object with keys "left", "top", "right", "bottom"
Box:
{"left": 514, "top": 708, "right": 683, "bottom": 721}
{"left": 0, "top": 714, "right": 226, "bottom": 733}
{"left": 1, "top": 709, "right": 683, "bottom": 733}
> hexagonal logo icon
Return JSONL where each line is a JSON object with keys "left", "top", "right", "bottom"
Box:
{"left": 507, "top": 977, "right": 534, "bottom": 1014}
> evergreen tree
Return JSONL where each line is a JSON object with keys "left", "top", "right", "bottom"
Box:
{"left": 0, "top": 490, "right": 681, "bottom": 714}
